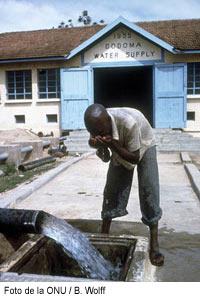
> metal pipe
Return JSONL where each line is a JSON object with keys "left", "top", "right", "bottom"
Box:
{"left": 21, "top": 146, "right": 33, "bottom": 153}
{"left": 42, "top": 141, "right": 51, "bottom": 148}
{"left": 0, "top": 208, "right": 47, "bottom": 234}
{"left": 18, "top": 156, "right": 56, "bottom": 171}
{"left": 59, "top": 136, "right": 67, "bottom": 142}
{"left": 0, "top": 153, "right": 8, "bottom": 161}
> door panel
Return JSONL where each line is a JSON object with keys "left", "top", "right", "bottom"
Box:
{"left": 154, "top": 64, "right": 187, "bottom": 128}
{"left": 61, "top": 68, "right": 93, "bottom": 130}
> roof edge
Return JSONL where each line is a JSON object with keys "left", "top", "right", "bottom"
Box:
{"left": 67, "top": 16, "right": 177, "bottom": 59}
{"left": 0, "top": 56, "right": 67, "bottom": 64}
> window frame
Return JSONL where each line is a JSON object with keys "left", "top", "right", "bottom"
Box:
{"left": 6, "top": 70, "right": 32, "bottom": 100}
{"left": 187, "top": 63, "right": 200, "bottom": 95}
{"left": 46, "top": 114, "right": 58, "bottom": 123}
{"left": 38, "top": 68, "right": 61, "bottom": 99}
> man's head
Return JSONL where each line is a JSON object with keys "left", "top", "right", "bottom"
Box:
{"left": 84, "top": 104, "right": 112, "bottom": 137}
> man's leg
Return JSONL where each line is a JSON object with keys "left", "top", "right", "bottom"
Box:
{"left": 149, "top": 222, "right": 164, "bottom": 266}
{"left": 137, "top": 146, "right": 164, "bottom": 266}
{"left": 101, "top": 217, "right": 112, "bottom": 234}
{"left": 101, "top": 160, "right": 134, "bottom": 233}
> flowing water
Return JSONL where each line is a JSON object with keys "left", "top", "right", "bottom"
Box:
{"left": 39, "top": 213, "right": 119, "bottom": 280}
{"left": 39, "top": 214, "right": 200, "bottom": 282}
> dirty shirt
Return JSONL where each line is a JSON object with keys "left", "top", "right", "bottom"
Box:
{"left": 107, "top": 107, "right": 156, "bottom": 170}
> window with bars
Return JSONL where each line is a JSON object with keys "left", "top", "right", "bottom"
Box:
{"left": 187, "top": 63, "right": 200, "bottom": 95}
{"left": 6, "top": 70, "right": 32, "bottom": 100}
{"left": 38, "top": 69, "right": 61, "bottom": 99}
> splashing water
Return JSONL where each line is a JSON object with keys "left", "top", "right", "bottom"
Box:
{"left": 39, "top": 213, "right": 119, "bottom": 280}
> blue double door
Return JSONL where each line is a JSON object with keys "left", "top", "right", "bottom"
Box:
{"left": 61, "top": 64, "right": 187, "bottom": 130}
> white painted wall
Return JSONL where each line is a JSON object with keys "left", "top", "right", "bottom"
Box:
{"left": 185, "top": 96, "right": 200, "bottom": 131}
{"left": 0, "top": 68, "right": 60, "bottom": 136}
{"left": 0, "top": 57, "right": 81, "bottom": 137}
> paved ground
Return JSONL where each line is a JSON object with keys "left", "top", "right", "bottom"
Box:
{"left": 9, "top": 152, "right": 200, "bottom": 234}
{"left": 2, "top": 152, "right": 200, "bottom": 281}
{"left": 190, "top": 154, "right": 200, "bottom": 170}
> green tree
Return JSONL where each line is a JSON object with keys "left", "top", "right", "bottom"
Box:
{"left": 78, "top": 10, "right": 104, "bottom": 26}
{"left": 58, "top": 19, "right": 73, "bottom": 28}
{"left": 57, "top": 10, "right": 104, "bottom": 28}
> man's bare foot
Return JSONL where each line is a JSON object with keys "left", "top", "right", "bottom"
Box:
{"left": 149, "top": 222, "right": 164, "bottom": 266}
{"left": 149, "top": 249, "right": 164, "bottom": 266}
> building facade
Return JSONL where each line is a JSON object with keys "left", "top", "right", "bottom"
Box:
{"left": 0, "top": 17, "right": 200, "bottom": 136}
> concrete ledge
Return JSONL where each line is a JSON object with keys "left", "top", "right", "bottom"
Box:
{"left": 0, "top": 272, "right": 93, "bottom": 282}
{"left": 0, "top": 141, "right": 45, "bottom": 166}
{"left": 0, "top": 220, "right": 155, "bottom": 282}
{"left": 184, "top": 163, "right": 200, "bottom": 200}
{"left": 12, "top": 141, "right": 43, "bottom": 163}
{"left": 0, "top": 152, "right": 94, "bottom": 208}
{"left": 180, "top": 152, "right": 192, "bottom": 164}
{"left": 0, "top": 144, "right": 21, "bottom": 166}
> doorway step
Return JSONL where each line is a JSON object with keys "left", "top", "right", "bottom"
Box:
{"left": 64, "top": 130, "right": 95, "bottom": 155}
{"left": 64, "top": 129, "right": 200, "bottom": 155}
{"left": 154, "top": 129, "right": 200, "bottom": 153}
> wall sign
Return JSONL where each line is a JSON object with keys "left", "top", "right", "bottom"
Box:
{"left": 83, "top": 27, "right": 162, "bottom": 64}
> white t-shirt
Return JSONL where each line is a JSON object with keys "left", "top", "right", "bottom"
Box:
{"left": 107, "top": 107, "right": 156, "bottom": 170}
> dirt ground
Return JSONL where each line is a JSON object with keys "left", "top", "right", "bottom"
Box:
{"left": 0, "top": 129, "right": 73, "bottom": 193}
{"left": 0, "top": 128, "right": 41, "bottom": 145}
{"left": 0, "top": 155, "right": 73, "bottom": 194}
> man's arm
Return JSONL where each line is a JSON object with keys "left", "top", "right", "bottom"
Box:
{"left": 109, "top": 139, "right": 139, "bottom": 164}
{"left": 95, "top": 135, "right": 140, "bottom": 164}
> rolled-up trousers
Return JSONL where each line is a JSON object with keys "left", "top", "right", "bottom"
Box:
{"left": 101, "top": 146, "right": 162, "bottom": 226}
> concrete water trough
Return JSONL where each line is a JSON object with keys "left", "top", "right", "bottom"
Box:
{"left": 0, "top": 233, "right": 150, "bottom": 282}
{"left": 0, "top": 215, "right": 153, "bottom": 282}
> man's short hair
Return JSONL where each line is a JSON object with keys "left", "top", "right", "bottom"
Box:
{"left": 84, "top": 104, "right": 108, "bottom": 129}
